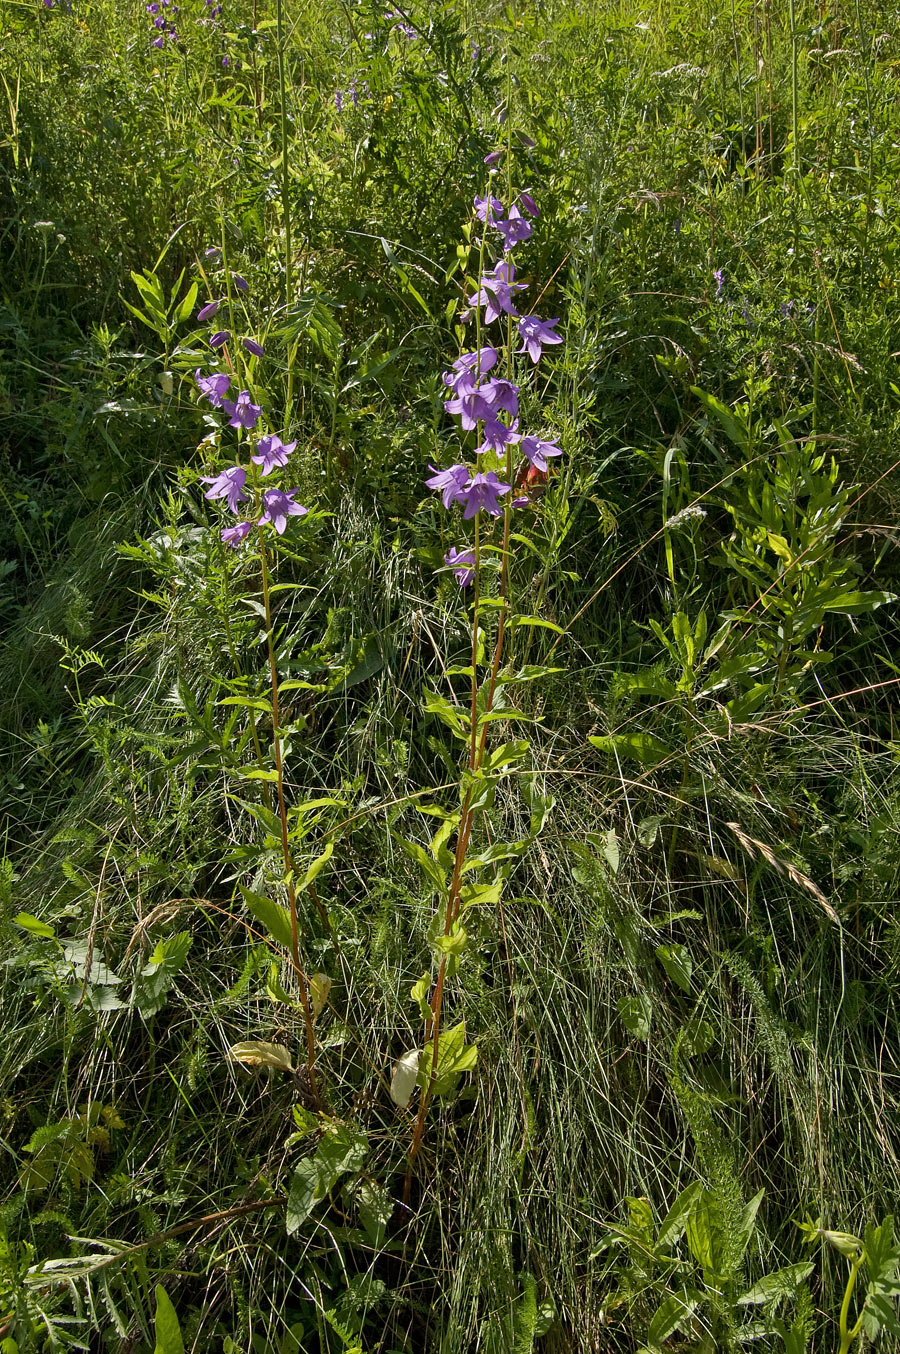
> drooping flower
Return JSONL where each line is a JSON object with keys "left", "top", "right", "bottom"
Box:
{"left": 197, "top": 299, "right": 221, "bottom": 322}
{"left": 441, "top": 347, "right": 499, "bottom": 397}
{"left": 477, "top": 418, "right": 519, "bottom": 455}
{"left": 443, "top": 385, "right": 496, "bottom": 430}
{"left": 425, "top": 463, "right": 469, "bottom": 509}
{"left": 209, "top": 330, "right": 231, "bottom": 348}
{"left": 468, "top": 260, "right": 527, "bottom": 324}
{"left": 519, "top": 191, "right": 538, "bottom": 219}
{"left": 222, "top": 389, "right": 262, "bottom": 431}
{"left": 252, "top": 434, "right": 297, "bottom": 476}
{"left": 201, "top": 465, "right": 248, "bottom": 512}
{"left": 517, "top": 315, "right": 563, "bottom": 363}
{"left": 204, "top": 246, "right": 223, "bottom": 262}
{"left": 519, "top": 435, "right": 562, "bottom": 473}
{"left": 444, "top": 546, "right": 476, "bottom": 586}
{"left": 221, "top": 521, "right": 253, "bottom": 548}
{"left": 474, "top": 193, "right": 503, "bottom": 224}
{"left": 195, "top": 370, "right": 231, "bottom": 407}
{"left": 481, "top": 377, "right": 519, "bottom": 419}
{"left": 511, "top": 495, "right": 530, "bottom": 508}
{"left": 494, "top": 205, "right": 532, "bottom": 251}
{"left": 461, "top": 471, "right": 510, "bottom": 519}
{"left": 231, "top": 273, "right": 249, "bottom": 293}
{"left": 484, "top": 151, "right": 503, "bottom": 166}
{"left": 259, "top": 488, "right": 308, "bottom": 534}
{"left": 242, "top": 337, "right": 265, "bottom": 357}
{"left": 713, "top": 268, "right": 726, "bottom": 299}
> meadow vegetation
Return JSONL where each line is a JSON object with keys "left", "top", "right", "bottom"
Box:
{"left": 3, "top": 0, "right": 900, "bottom": 1349}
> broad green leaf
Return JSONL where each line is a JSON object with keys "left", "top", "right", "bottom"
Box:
{"left": 418, "top": 1022, "right": 478, "bottom": 1098}
{"left": 647, "top": 1292, "right": 697, "bottom": 1345}
{"left": 410, "top": 972, "right": 433, "bottom": 1021}
{"left": 310, "top": 973, "right": 332, "bottom": 1016}
{"left": 239, "top": 885, "right": 294, "bottom": 950}
{"left": 302, "top": 842, "right": 333, "bottom": 891}
{"left": 618, "top": 993, "right": 652, "bottom": 1040}
{"left": 657, "top": 1181, "right": 706, "bottom": 1249}
{"left": 737, "top": 1263, "right": 814, "bottom": 1306}
{"left": 637, "top": 815, "right": 665, "bottom": 848}
{"left": 508, "top": 615, "right": 564, "bottom": 635}
{"left": 153, "top": 1286, "right": 185, "bottom": 1354}
{"left": 402, "top": 838, "right": 447, "bottom": 891}
{"left": 286, "top": 1157, "right": 320, "bottom": 1234}
{"left": 13, "top": 912, "right": 55, "bottom": 938}
{"left": 690, "top": 385, "right": 750, "bottom": 449}
{"left": 589, "top": 732, "right": 671, "bottom": 765}
{"left": 357, "top": 1178, "right": 394, "bottom": 1248}
{"left": 229, "top": 1041, "right": 293, "bottom": 1072}
{"left": 656, "top": 943, "right": 693, "bottom": 992}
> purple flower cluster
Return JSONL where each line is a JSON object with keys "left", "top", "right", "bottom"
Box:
{"left": 385, "top": 6, "right": 416, "bottom": 37}
{"left": 193, "top": 374, "right": 308, "bottom": 548}
{"left": 146, "top": 0, "right": 176, "bottom": 48}
{"left": 427, "top": 188, "right": 564, "bottom": 587}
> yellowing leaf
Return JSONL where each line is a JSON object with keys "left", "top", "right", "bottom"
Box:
{"left": 229, "top": 1041, "right": 294, "bottom": 1072}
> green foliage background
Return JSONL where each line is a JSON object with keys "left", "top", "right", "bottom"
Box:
{"left": 3, "top": 0, "right": 900, "bottom": 1349}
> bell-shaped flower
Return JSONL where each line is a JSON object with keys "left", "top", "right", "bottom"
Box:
{"left": 425, "top": 463, "right": 469, "bottom": 509}
{"left": 517, "top": 315, "right": 563, "bottom": 363}
{"left": 221, "top": 521, "right": 253, "bottom": 548}
{"left": 467, "top": 260, "right": 527, "bottom": 324}
{"left": 477, "top": 418, "right": 519, "bottom": 456}
{"left": 195, "top": 370, "right": 231, "bottom": 408}
{"left": 444, "top": 546, "right": 476, "bottom": 586}
{"left": 481, "top": 377, "right": 519, "bottom": 419}
{"left": 252, "top": 434, "right": 297, "bottom": 476}
{"left": 494, "top": 205, "right": 532, "bottom": 251}
{"left": 474, "top": 193, "right": 503, "bottom": 224}
{"left": 201, "top": 465, "right": 248, "bottom": 513}
{"left": 519, "top": 435, "right": 563, "bottom": 473}
{"left": 259, "top": 488, "right": 308, "bottom": 534}
{"left": 461, "top": 471, "right": 510, "bottom": 519}
{"left": 222, "top": 389, "right": 262, "bottom": 431}
{"left": 519, "top": 191, "right": 539, "bottom": 219}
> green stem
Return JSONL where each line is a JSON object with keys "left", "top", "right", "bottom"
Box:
{"left": 275, "top": 0, "right": 294, "bottom": 409}
{"left": 838, "top": 1257, "right": 862, "bottom": 1354}
{"left": 258, "top": 530, "right": 319, "bottom": 1103}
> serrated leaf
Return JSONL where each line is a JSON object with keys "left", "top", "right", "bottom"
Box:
{"left": 13, "top": 911, "right": 55, "bottom": 938}
{"left": 738, "top": 1263, "right": 814, "bottom": 1306}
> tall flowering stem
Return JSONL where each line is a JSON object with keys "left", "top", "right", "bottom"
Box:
{"left": 407, "top": 174, "right": 563, "bottom": 1184}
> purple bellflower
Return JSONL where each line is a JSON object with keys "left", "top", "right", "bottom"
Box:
{"left": 714, "top": 268, "right": 726, "bottom": 299}
{"left": 259, "top": 488, "right": 308, "bottom": 534}
{"left": 441, "top": 346, "right": 498, "bottom": 392}
{"left": 481, "top": 377, "right": 519, "bottom": 418}
{"left": 425, "top": 463, "right": 469, "bottom": 508}
{"left": 222, "top": 521, "right": 253, "bottom": 548}
{"left": 519, "top": 191, "right": 539, "bottom": 219}
{"left": 477, "top": 418, "right": 519, "bottom": 456}
{"left": 444, "top": 546, "right": 476, "bottom": 586}
{"left": 209, "top": 330, "right": 231, "bottom": 348}
{"left": 517, "top": 315, "right": 563, "bottom": 363}
{"left": 222, "top": 390, "right": 262, "bottom": 431}
{"left": 443, "top": 385, "right": 496, "bottom": 429}
{"left": 231, "top": 273, "right": 249, "bottom": 293}
{"left": 494, "top": 205, "right": 532, "bottom": 251}
{"left": 484, "top": 151, "right": 503, "bottom": 166}
{"left": 461, "top": 471, "right": 510, "bottom": 519}
{"left": 195, "top": 370, "right": 231, "bottom": 407}
{"left": 242, "top": 337, "right": 265, "bottom": 357}
{"left": 474, "top": 193, "right": 503, "bottom": 224}
{"left": 202, "top": 465, "right": 248, "bottom": 513}
{"left": 519, "top": 435, "right": 563, "bottom": 473}
{"left": 197, "top": 299, "right": 221, "bottom": 322}
{"left": 252, "top": 434, "right": 297, "bottom": 476}
{"left": 469, "top": 260, "right": 527, "bottom": 324}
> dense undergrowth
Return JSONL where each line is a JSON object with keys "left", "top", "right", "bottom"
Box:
{"left": 3, "top": 0, "right": 900, "bottom": 1350}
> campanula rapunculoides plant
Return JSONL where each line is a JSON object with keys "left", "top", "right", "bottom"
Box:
{"left": 403, "top": 159, "right": 565, "bottom": 1182}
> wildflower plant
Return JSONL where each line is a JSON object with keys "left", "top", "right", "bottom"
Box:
{"left": 403, "top": 156, "right": 566, "bottom": 1177}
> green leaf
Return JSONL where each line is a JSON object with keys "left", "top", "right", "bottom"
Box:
{"left": 737, "top": 1263, "right": 814, "bottom": 1306}
{"left": 418, "top": 1022, "right": 478, "bottom": 1098}
{"left": 618, "top": 993, "right": 652, "bottom": 1040}
{"left": 173, "top": 280, "right": 199, "bottom": 324}
{"left": 647, "top": 1292, "right": 697, "bottom": 1345}
{"left": 410, "top": 972, "right": 433, "bottom": 1021}
{"left": 402, "top": 839, "right": 447, "bottom": 891}
{"left": 301, "top": 841, "right": 333, "bottom": 891}
{"left": 229, "top": 1041, "right": 294, "bottom": 1072}
{"left": 690, "top": 385, "right": 750, "bottom": 449}
{"left": 508, "top": 615, "right": 565, "bottom": 635}
{"left": 657, "top": 1181, "right": 705, "bottom": 1249}
{"left": 13, "top": 911, "right": 55, "bottom": 938}
{"left": 286, "top": 1157, "right": 320, "bottom": 1234}
{"left": 153, "top": 1285, "right": 185, "bottom": 1354}
{"left": 589, "top": 732, "right": 671, "bottom": 765}
{"left": 357, "top": 1178, "right": 394, "bottom": 1248}
{"left": 135, "top": 933, "right": 192, "bottom": 1017}
{"left": 637, "top": 815, "right": 665, "bottom": 848}
{"left": 239, "top": 886, "right": 294, "bottom": 950}
{"left": 286, "top": 1124, "right": 368, "bottom": 1235}
{"left": 656, "top": 943, "right": 693, "bottom": 992}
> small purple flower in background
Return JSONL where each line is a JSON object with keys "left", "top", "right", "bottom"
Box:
{"left": 259, "top": 488, "right": 308, "bottom": 534}
{"left": 202, "top": 465, "right": 248, "bottom": 513}
{"left": 195, "top": 370, "right": 231, "bottom": 407}
{"left": 197, "top": 299, "right": 221, "bottom": 322}
{"left": 461, "top": 472, "right": 510, "bottom": 519}
{"left": 232, "top": 273, "right": 249, "bottom": 293}
{"left": 444, "top": 546, "right": 475, "bottom": 586}
{"left": 222, "top": 390, "right": 262, "bottom": 431}
{"left": 713, "top": 268, "right": 726, "bottom": 299}
{"left": 242, "top": 337, "right": 265, "bottom": 357}
{"left": 204, "top": 246, "right": 223, "bottom": 263}
{"left": 511, "top": 495, "right": 530, "bottom": 508}
{"left": 474, "top": 193, "right": 503, "bottom": 225}
{"left": 780, "top": 299, "right": 795, "bottom": 318}
{"left": 426, "top": 463, "right": 469, "bottom": 509}
{"left": 494, "top": 204, "right": 532, "bottom": 251}
{"left": 349, "top": 77, "right": 360, "bottom": 108}
{"left": 334, "top": 90, "right": 344, "bottom": 112}
{"left": 517, "top": 315, "right": 563, "bottom": 363}
{"left": 519, "top": 435, "right": 562, "bottom": 473}
{"left": 484, "top": 151, "right": 503, "bottom": 166}
{"left": 222, "top": 521, "right": 253, "bottom": 548}
{"left": 209, "top": 330, "right": 231, "bottom": 349}
{"left": 252, "top": 434, "right": 297, "bottom": 476}
{"left": 519, "top": 191, "right": 539, "bottom": 219}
